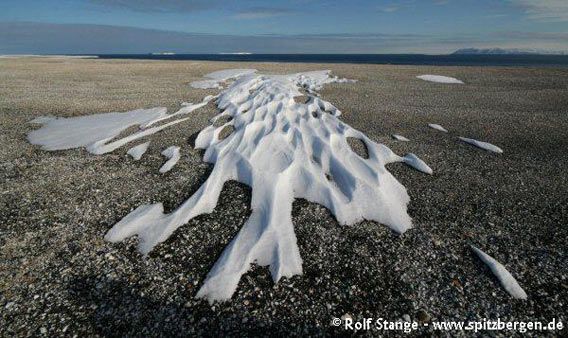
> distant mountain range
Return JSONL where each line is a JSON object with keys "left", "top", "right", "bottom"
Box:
{"left": 453, "top": 48, "right": 567, "bottom": 55}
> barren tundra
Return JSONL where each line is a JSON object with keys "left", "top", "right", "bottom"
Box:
{"left": 1, "top": 58, "right": 567, "bottom": 336}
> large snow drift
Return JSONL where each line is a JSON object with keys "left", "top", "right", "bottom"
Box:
{"left": 28, "top": 69, "right": 433, "bottom": 302}
{"left": 106, "top": 70, "right": 428, "bottom": 301}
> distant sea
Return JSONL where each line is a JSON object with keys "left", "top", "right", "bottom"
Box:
{"left": 95, "top": 54, "right": 568, "bottom": 67}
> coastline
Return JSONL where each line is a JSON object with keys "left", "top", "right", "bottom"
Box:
{"left": 3, "top": 53, "right": 568, "bottom": 67}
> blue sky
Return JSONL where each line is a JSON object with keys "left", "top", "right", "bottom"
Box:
{"left": 1, "top": 0, "right": 567, "bottom": 54}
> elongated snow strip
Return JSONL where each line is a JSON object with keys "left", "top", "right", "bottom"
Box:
{"left": 142, "top": 96, "right": 215, "bottom": 128}
{"left": 403, "top": 153, "right": 433, "bottom": 175}
{"left": 471, "top": 245, "right": 527, "bottom": 299}
{"left": 417, "top": 75, "right": 464, "bottom": 84}
{"left": 392, "top": 134, "right": 410, "bottom": 142}
{"left": 159, "top": 146, "right": 181, "bottom": 173}
{"left": 459, "top": 137, "right": 503, "bottom": 154}
{"left": 88, "top": 118, "right": 189, "bottom": 155}
{"left": 105, "top": 70, "right": 423, "bottom": 302}
{"left": 428, "top": 123, "right": 448, "bottom": 132}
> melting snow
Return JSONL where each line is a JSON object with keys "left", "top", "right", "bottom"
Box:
{"left": 28, "top": 108, "right": 167, "bottom": 151}
{"left": 471, "top": 246, "right": 527, "bottom": 299}
{"left": 159, "top": 146, "right": 181, "bottom": 173}
{"left": 102, "top": 69, "right": 423, "bottom": 301}
{"left": 403, "top": 153, "right": 433, "bottom": 175}
{"left": 417, "top": 75, "right": 464, "bottom": 84}
{"left": 30, "top": 116, "right": 56, "bottom": 124}
{"left": 428, "top": 124, "right": 448, "bottom": 133}
{"left": 459, "top": 137, "right": 503, "bottom": 154}
{"left": 392, "top": 134, "right": 410, "bottom": 142}
{"left": 28, "top": 68, "right": 435, "bottom": 302}
{"left": 28, "top": 96, "right": 216, "bottom": 155}
{"left": 190, "top": 69, "right": 257, "bottom": 89}
{"left": 127, "top": 142, "right": 150, "bottom": 160}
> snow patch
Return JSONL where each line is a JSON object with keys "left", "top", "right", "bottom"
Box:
{"left": 428, "top": 124, "right": 448, "bottom": 133}
{"left": 28, "top": 108, "right": 168, "bottom": 151}
{"left": 403, "top": 153, "right": 433, "bottom": 175}
{"left": 392, "top": 134, "right": 410, "bottom": 142}
{"left": 471, "top": 246, "right": 527, "bottom": 299}
{"left": 127, "top": 142, "right": 150, "bottom": 160}
{"left": 27, "top": 95, "right": 216, "bottom": 155}
{"left": 417, "top": 75, "right": 464, "bottom": 84}
{"left": 459, "top": 137, "right": 503, "bottom": 154}
{"left": 159, "top": 146, "right": 181, "bottom": 173}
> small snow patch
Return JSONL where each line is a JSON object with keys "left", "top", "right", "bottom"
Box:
{"left": 471, "top": 246, "right": 527, "bottom": 299}
{"left": 127, "top": 142, "right": 150, "bottom": 160}
{"left": 392, "top": 134, "right": 410, "bottom": 142}
{"left": 402, "top": 153, "right": 433, "bottom": 175}
{"left": 459, "top": 137, "right": 503, "bottom": 154}
{"left": 428, "top": 124, "right": 448, "bottom": 133}
{"left": 417, "top": 75, "right": 464, "bottom": 84}
{"left": 159, "top": 146, "right": 180, "bottom": 173}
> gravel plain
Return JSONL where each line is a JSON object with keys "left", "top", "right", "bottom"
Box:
{"left": 1, "top": 58, "right": 567, "bottom": 336}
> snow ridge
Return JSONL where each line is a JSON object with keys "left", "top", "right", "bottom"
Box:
{"left": 104, "top": 69, "right": 423, "bottom": 301}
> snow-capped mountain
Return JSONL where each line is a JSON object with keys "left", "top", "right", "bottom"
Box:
{"left": 453, "top": 48, "right": 567, "bottom": 55}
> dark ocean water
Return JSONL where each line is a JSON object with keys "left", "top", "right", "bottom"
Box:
{"left": 95, "top": 54, "right": 568, "bottom": 67}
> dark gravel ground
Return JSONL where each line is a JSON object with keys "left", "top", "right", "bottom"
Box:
{"left": 1, "top": 58, "right": 567, "bottom": 337}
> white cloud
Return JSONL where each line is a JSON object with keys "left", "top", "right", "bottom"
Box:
{"left": 233, "top": 7, "right": 295, "bottom": 20}
{"left": 509, "top": 0, "right": 568, "bottom": 21}
{"left": 379, "top": 6, "right": 399, "bottom": 13}
{"left": 89, "top": 0, "right": 216, "bottom": 13}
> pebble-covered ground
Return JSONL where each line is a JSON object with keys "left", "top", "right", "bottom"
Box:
{"left": 1, "top": 58, "right": 567, "bottom": 336}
